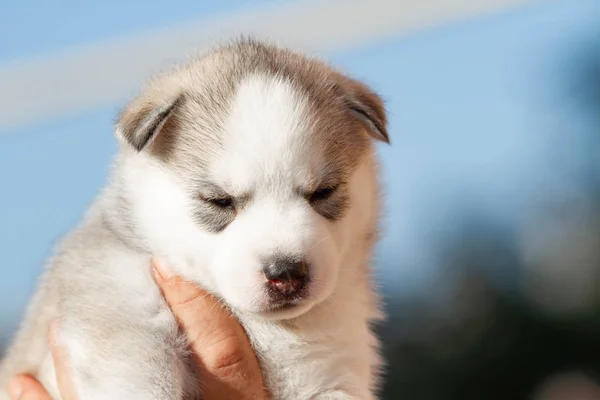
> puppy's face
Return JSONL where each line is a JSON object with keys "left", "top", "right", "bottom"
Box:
{"left": 116, "top": 40, "right": 388, "bottom": 319}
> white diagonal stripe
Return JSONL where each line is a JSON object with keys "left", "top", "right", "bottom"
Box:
{"left": 0, "top": 0, "right": 538, "bottom": 133}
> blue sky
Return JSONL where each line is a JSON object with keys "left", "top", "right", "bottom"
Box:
{"left": 1, "top": 0, "right": 600, "bottom": 342}
{"left": 0, "top": 0, "right": 278, "bottom": 61}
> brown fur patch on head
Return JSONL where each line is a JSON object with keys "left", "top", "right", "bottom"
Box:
{"left": 115, "top": 37, "right": 388, "bottom": 185}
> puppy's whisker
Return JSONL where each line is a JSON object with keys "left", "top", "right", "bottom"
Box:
{"left": 309, "top": 236, "right": 330, "bottom": 251}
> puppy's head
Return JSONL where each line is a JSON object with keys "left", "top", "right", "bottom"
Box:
{"left": 115, "top": 39, "right": 388, "bottom": 319}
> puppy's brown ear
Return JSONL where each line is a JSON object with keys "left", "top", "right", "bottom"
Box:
{"left": 339, "top": 76, "right": 389, "bottom": 144}
{"left": 115, "top": 93, "right": 183, "bottom": 152}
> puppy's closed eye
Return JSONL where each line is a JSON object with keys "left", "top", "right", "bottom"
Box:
{"left": 196, "top": 180, "right": 237, "bottom": 212}
{"left": 305, "top": 185, "right": 348, "bottom": 221}
{"left": 194, "top": 194, "right": 237, "bottom": 233}
{"left": 309, "top": 187, "right": 336, "bottom": 203}
{"left": 204, "top": 196, "right": 235, "bottom": 210}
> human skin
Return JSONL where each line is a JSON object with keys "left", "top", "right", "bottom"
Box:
{"left": 6, "top": 260, "right": 269, "bottom": 400}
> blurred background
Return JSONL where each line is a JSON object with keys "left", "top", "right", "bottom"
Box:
{"left": 1, "top": 0, "right": 600, "bottom": 398}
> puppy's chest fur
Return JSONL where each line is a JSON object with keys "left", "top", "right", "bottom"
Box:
{"left": 240, "top": 285, "right": 379, "bottom": 399}
{"left": 252, "top": 322, "right": 378, "bottom": 399}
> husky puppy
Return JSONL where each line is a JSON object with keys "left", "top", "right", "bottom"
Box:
{"left": 0, "top": 38, "right": 389, "bottom": 400}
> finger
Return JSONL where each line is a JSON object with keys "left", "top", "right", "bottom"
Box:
{"left": 152, "top": 259, "right": 268, "bottom": 400}
{"left": 7, "top": 375, "right": 52, "bottom": 400}
{"left": 152, "top": 260, "right": 243, "bottom": 353}
{"left": 48, "top": 322, "right": 79, "bottom": 400}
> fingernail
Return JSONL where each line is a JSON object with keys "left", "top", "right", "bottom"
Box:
{"left": 152, "top": 257, "right": 173, "bottom": 280}
{"left": 7, "top": 377, "right": 23, "bottom": 399}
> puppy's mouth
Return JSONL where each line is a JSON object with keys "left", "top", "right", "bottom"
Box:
{"left": 260, "top": 276, "right": 311, "bottom": 315}
{"left": 267, "top": 275, "right": 306, "bottom": 296}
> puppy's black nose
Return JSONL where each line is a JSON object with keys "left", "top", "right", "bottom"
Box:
{"left": 264, "top": 260, "right": 307, "bottom": 281}
{"left": 263, "top": 259, "right": 308, "bottom": 296}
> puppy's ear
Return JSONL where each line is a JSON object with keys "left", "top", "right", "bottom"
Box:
{"left": 338, "top": 76, "right": 389, "bottom": 145}
{"left": 115, "top": 92, "right": 183, "bottom": 152}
